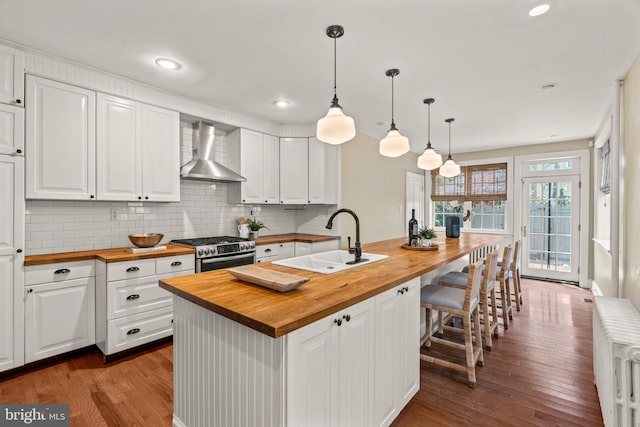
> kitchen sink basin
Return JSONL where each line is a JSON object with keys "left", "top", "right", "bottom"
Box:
{"left": 272, "top": 250, "right": 388, "bottom": 274}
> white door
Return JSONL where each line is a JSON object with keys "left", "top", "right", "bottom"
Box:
{"left": 0, "top": 104, "right": 24, "bottom": 156}
{"left": 0, "top": 155, "right": 24, "bottom": 372}
{"left": 406, "top": 171, "right": 425, "bottom": 227}
{"left": 280, "top": 137, "right": 309, "bottom": 204}
{"left": 141, "top": 104, "right": 180, "bottom": 201}
{"left": 521, "top": 175, "right": 581, "bottom": 282}
{"left": 308, "top": 137, "right": 326, "bottom": 204}
{"left": 96, "top": 94, "right": 141, "bottom": 201}
{"left": 263, "top": 134, "right": 280, "bottom": 203}
{"left": 26, "top": 76, "right": 96, "bottom": 200}
{"left": 239, "top": 129, "right": 264, "bottom": 204}
{"left": 25, "top": 277, "right": 96, "bottom": 363}
{"left": 0, "top": 44, "right": 24, "bottom": 106}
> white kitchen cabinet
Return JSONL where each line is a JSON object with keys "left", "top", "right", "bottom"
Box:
{"left": 374, "top": 278, "right": 420, "bottom": 427}
{"left": 26, "top": 75, "right": 96, "bottom": 200}
{"left": 287, "top": 297, "right": 374, "bottom": 426}
{"left": 0, "top": 44, "right": 24, "bottom": 107}
{"left": 96, "top": 254, "right": 194, "bottom": 356}
{"left": 280, "top": 137, "right": 308, "bottom": 204}
{"left": 24, "top": 276, "right": 96, "bottom": 363}
{"left": 97, "top": 94, "right": 180, "bottom": 202}
{"left": 231, "top": 128, "right": 279, "bottom": 204}
{"left": 255, "top": 242, "right": 294, "bottom": 263}
{"left": 0, "top": 153, "right": 24, "bottom": 373}
{"left": 0, "top": 104, "right": 24, "bottom": 156}
{"left": 308, "top": 137, "right": 340, "bottom": 205}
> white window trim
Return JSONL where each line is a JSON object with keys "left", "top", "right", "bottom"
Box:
{"left": 427, "top": 156, "right": 513, "bottom": 235}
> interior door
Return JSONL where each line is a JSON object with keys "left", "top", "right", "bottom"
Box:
{"left": 406, "top": 171, "right": 424, "bottom": 227}
{"left": 521, "top": 175, "right": 580, "bottom": 282}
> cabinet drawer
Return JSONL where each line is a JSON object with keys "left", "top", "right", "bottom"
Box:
{"left": 25, "top": 260, "right": 95, "bottom": 285}
{"left": 107, "top": 274, "right": 173, "bottom": 320}
{"left": 256, "top": 255, "right": 279, "bottom": 264}
{"left": 156, "top": 254, "right": 194, "bottom": 275}
{"left": 106, "top": 258, "right": 155, "bottom": 282}
{"left": 256, "top": 243, "right": 280, "bottom": 259}
{"left": 106, "top": 306, "right": 173, "bottom": 355}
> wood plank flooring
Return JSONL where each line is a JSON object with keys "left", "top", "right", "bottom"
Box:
{"left": 0, "top": 278, "right": 602, "bottom": 426}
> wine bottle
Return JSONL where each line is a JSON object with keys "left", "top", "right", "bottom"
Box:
{"left": 409, "top": 209, "right": 418, "bottom": 246}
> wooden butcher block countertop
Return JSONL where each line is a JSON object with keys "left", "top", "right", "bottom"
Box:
{"left": 254, "top": 233, "right": 341, "bottom": 245}
{"left": 24, "top": 244, "right": 194, "bottom": 266}
{"left": 160, "top": 233, "right": 502, "bottom": 338}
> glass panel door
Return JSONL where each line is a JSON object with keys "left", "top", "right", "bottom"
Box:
{"left": 522, "top": 175, "right": 580, "bottom": 282}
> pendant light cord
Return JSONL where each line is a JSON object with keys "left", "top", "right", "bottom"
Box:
{"left": 390, "top": 75, "right": 395, "bottom": 127}
{"left": 333, "top": 36, "right": 337, "bottom": 99}
{"left": 447, "top": 120, "right": 453, "bottom": 160}
{"left": 427, "top": 103, "right": 431, "bottom": 148}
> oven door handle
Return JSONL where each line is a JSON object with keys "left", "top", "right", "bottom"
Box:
{"left": 201, "top": 253, "right": 255, "bottom": 264}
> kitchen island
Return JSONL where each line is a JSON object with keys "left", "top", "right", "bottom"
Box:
{"left": 160, "top": 233, "right": 502, "bottom": 427}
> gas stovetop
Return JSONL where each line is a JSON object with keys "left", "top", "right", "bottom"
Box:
{"left": 171, "top": 236, "right": 256, "bottom": 258}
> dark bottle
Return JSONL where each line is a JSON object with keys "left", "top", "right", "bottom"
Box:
{"left": 409, "top": 209, "right": 418, "bottom": 246}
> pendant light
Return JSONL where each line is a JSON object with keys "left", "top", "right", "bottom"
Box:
{"left": 316, "top": 25, "right": 356, "bottom": 145}
{"left": 417, "top": 98, "right": 443, "bottom": 170}
{"left": 439, "top": 118, "right": 461, "bottom": 178}
{"left": 379, "top": 69, "right": 410, "bottom": 157}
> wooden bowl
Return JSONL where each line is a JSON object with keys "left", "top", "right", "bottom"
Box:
{"left": 128, "top": 233, "right": 164, "bottom": 248}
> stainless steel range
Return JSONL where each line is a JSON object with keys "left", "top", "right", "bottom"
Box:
{"left": 171, "top": 236, "right": 256, "bottom": 273}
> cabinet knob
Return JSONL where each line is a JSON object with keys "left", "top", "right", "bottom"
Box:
{"left": 15, "top": 99, "right": 22, "bottom": 104}
{"left": 145, "top": 196, "right": 149, "bottom": 200}
{"left": 242, "top": 199, "right": 246, "bottom": 202}
{"left": 334, "top": 318, "right": 342, "bottom": 326}
{"left": 126, "top": 328, "right": 141, "bottom": 335}
{"left": 280, "top": 201, "right": 283, "bottom": 204}
{"left": 404, "top": 286, "right": 409, "bottom": 292}
{"left": 27, "top": 288, "right": 33, "bottom": 293}
{"left": 265, "top": 248, "right": 272, "bottom": 253}
{"left": 171, "top": 261, "right": 182, "bottom": 267}
{"left": 90, "top": 195, "right": 95, "bottom": 199}
{"left": 16, "top": 249, "right": 22, "bottom": 253}
{"left": 54, "top": 268, "right": 70, "bottom": 275}
{"left": 397, "top": 289, "right": 405, "bottom": 295}
{"left": 265, "top": 200, "right": 268, "bottom": 203}
{"left": 126, "top": 266, "right": 140, "bottom": 272}
{"left": 343, "top": 314, "right": 351, "bottom": 322}
{"left": 126, "top": 294, "right": 140, "bottom": 301}
{"left": 138, "top": 196, "right": 142, "bottom": 200}
{"left": 16, "top": 149, "right": 22, "bottom": 154}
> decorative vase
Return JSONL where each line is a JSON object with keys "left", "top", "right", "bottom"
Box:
{"left": 249, "top": 230, "right": 259, "bottom": 240}
{"left": 423, "top": 239, "right": 433, "bottom": 247}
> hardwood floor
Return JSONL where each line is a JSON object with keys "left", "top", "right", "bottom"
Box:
{"left": 0, "top": 278, "right": 602, "bottom": 426}
{"left": 393, "top": 278, "right": 603, "bottom": 427}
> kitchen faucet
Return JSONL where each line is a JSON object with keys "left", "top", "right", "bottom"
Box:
{"left": 325, "top": 208, "right": 367, "bottom": 264}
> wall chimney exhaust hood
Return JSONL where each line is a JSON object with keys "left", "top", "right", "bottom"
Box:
{"left": 180, "top": 121, "right": 246, "bottom": 183}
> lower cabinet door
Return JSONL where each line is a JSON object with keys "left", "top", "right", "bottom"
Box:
{"left": 25, "top": 277, "right": 95, "bottom": 363}
{"left": 106, "top": 305, "right": 173, "bottom": 355}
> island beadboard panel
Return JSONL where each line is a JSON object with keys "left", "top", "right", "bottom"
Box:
{"left": 160, "top": 233, "right": 502, "bottom": 337}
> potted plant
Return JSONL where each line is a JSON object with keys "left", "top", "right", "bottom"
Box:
{"left": 418, "top": 226, "right": 437, "bottom": 247}
{"left": 248, "top": 218, "right": 269, "bottom": 239}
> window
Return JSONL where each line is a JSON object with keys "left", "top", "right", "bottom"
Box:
{"left": 431, "top": 163, "right": 507, "bottom": 231}
{"left": 600, "top": 140, "right": 611, "bottom": 194}
{"left": 528, "top": 160, "right": 574, "bottom": 171}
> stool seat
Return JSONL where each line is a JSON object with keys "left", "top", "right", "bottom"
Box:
{"left": 421, "top": 284, "right": 476, "bottom": 310}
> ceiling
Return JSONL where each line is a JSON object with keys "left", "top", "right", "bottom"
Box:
{"left": 1, "top": 0, "right": 639, "bottom": 154}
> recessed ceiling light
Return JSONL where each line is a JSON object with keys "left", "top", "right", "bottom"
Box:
{"left": 273, "top": 100, "right": 290, "bottom": 108}
{"left": 541, "top": 83, "right": 556, "bottom": 91}
{"left": 529, "top": 4, "right": 550, "bottom": 17}
{"left": 155, "top": 58, "right": 182, "bottom": 70}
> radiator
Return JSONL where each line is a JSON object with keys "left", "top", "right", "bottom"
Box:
{"left": 593, "top": 296, "right": 640, "bottom": 427}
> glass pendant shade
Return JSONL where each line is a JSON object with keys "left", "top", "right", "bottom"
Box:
{"left": 379, "top": 128, "right": 410, "bottom": 157}
{"left": 317, "top": 106, "right": 356, "bottom": 144}
{"left": 439, "top": 158, "right": 461, "bottom": 178}
{"left": 417, "top": 147, "right": 443, "bottom": 170}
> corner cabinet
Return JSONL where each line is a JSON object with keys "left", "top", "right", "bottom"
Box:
{"left": 230, "top": 128, "right": 279, "bottom": 204}
{"left": 26, "top": 76, "right": 96, "bottom": 200}
{"left": 280, "top": 137, "right": 309, "bottom": 204}
{"left": 0, "top": 43, "right": 25, "bottom": 107}
{"left": 96, "top": 93, "right": 179, "bottom": 202}
{"left": 0, "top": 153, "right": 25, "bottom": 373}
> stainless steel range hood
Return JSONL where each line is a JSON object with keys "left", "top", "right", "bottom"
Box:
{"left": 180, "top": 121, "right": 246, "bottom": 182}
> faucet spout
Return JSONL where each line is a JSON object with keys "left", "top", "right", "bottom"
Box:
{"left": 326, "top": 209, "right": 363, "bottom": 263}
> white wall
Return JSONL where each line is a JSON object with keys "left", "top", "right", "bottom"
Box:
{"left": 25, "top": 123, "right": 337, "bottom": 255}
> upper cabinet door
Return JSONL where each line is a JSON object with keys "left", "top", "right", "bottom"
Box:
{"left": 308, "top": 137, "right": 326, "bottom": 204}
{"left": 280, "top": 137, "right": 308, "bottom": 204}
{"left": 0, "top": 104, "right": 24, "bottom": 156}
{"left": 141, "top": 104, "right": 180, "bottom": 202}
{"left": 26, "top": 76, "right": 96, "bottom": 200}
{"left": 262, "top": 134, "right": 279, "bottom": 203}
{"left": 239, "top": 128, "right": 265, "bottom": 204}
{"left": 96, "top": 94, "right": 141, "bottom": 201}
{"left": 0, "top": 44, "right": 25, "bottom": 107}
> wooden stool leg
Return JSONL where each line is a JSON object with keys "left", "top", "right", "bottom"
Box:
{"left": 517, "top": 268, "right": 523, "bottom": 306}
{"left": 437, "top": 310, "right": 443, "bottom": 335}
{"left": 425, "top": 307, "right": 433, "bottom": 348}
{"left": 500, "top": 279, "right": 509, "bottom": 330}
{"left": 512, "top": 267, "right": 521, "bottom": 312}
{"left": 481, "top": 291, "right": 492, "bottom": 351}
{"left": 473, "top": 304, "right": 484, "bottom": 367}
{"left": 463, "top": 312, "right": 477, "bottom": 388}
{"left": 506, "top": 277, "right": 513, "bottom": 320}
{"left": 490, "top": 287, "right": 499, "bottom": 338}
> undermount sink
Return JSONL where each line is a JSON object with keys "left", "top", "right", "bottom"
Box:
{"left": 272, "top": 250, "right": 389, "bottom": 275}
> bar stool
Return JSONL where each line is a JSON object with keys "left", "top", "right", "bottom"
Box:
{"left": 420, "top": 259, "right": 484, "bottom": 388}
{"left": 435, "top": 248, "right": 500, "bottom": 350}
